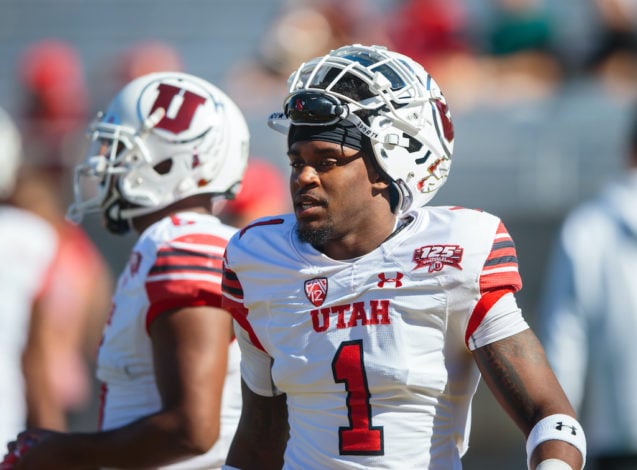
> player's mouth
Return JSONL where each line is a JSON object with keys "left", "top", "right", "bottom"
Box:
{"left": 294, "top": 195, "right": 326, "bottom": 218}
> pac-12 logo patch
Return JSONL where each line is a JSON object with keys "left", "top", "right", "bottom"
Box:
{"left": 413, "top": 244, "right": 463, "bottom": 273}
{"left": 305, "top": 277, "right": 328, "bottom": 307}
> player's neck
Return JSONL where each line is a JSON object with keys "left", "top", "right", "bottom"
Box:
{"left": 383, "top": 215, "right": 413, "bottom": 243}
{"left": 319, "top": 213, "right": 399, "bottom": 260}
{"left": 130, "top": 194, "right": 214, "bottom": 233}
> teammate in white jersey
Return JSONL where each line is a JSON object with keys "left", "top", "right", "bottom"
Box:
{"left": 538, "top": 106, "right": 637, "bottom": 469}
{"left": 0, "top": 106, "right": 61, "bottom": 451}
{"left": 4, "top": 72, "right": 249, "bottom": 469}
{"left": 221, "top": 44, "right": 586, "bottom": 470}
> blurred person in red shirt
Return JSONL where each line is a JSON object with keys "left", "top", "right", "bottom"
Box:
{"left": 13, "top": 39, "right": 114, "bottom": 429}
{"left": 0, "top": 105, "right": 62, "bottom": 449}
{"left": 217, "top": 157, "right": 290, "bottom": 228}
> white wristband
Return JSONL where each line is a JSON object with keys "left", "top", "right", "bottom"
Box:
{"left": 536, "top": 459, "right": 572, "bottom": 470}
{"left": 526, "top": 414, "right": 586, "bottom": 470}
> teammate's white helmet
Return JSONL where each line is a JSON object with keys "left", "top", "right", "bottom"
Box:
{"left": 0, "top": 107, "right": 22, "bottom": 199}
{"left": 268, "top": 44, "right": 454, "bottom": 213}
{"left": 68, "top": 71, "right": 250, "bottom": 234}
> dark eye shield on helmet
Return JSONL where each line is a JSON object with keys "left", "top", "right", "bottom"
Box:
{"left": 268, "top": 90, "right": 384, "bottom": 142}
{"left": 284, "top": 91, "right": 350, "bottom": 126}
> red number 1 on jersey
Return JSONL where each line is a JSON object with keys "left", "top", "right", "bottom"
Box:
{"left": 332, "top": 340, "right": 384, "bottom": 455}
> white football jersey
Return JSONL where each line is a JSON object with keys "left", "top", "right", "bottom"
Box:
{"left": 222, "top": 206, "right": 528, "bottom": 470}
{"left": 0, "top": 206, "right": 57, "bottom": 448}
{"left": 97, "top": 211, "right": 241, "bottom": 470}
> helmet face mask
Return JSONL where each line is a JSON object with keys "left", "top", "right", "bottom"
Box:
{"left": 0, "top": 107, "right": 22, "bottom": 200}
{"left": 69, "top": 124, "right": 143, "bottom": 233}
{"left": 67, "top": 72, "right": 250, "bottom": 233}
{"left": 268, "top": 44, "right": 454, "bottom": 213}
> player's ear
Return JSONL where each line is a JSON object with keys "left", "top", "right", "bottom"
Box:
{"left": 370, "top": 170, "right": 392, "bottom": 204}
{"left": 363, "top": 153, "right": 386, "bottom": 186}
{"left": 369, "top": 166, "right": 391, "bottom": 189}
{"left": 362, "top": 147, "right": 391, "bottom": 189}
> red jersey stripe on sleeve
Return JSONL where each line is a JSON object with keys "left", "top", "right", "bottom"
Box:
{"left": 144, "top": 231, "right": 228, "bottom": 332}
{"left": 465, "top": 288, "right": 513, "bottom": 346}
{"left": 172, "top": 233, "right": 229, "bottom": 247}
{"left": 145, "top": 279, "right": 222, "bottom": 331}
{"left": 222, "top": 295, "right": 266, "bottom": 353}
{"left": 220, "top": 264, "right": 265, "bottom": 352}
{"left": 239, "top": 217, "right": 285, "bottom": 238}
{"left": 150, "top": 233, "right": 227, "bottom": 277}
{"left": 480, "top": 221, "right": 522, "bottom": 294}
{"left": 222, "top": 265, "right": 244, "bottom": 300}
{"left": 150, "top": 247, "right": 223, "bottom": 278}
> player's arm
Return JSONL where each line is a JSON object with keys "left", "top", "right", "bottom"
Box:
{"left": 225, "top": 379, "right": 288, "bottom": 470}
{"left": 472, "top": 328, "right": 585, "bottom": 470}
{"left": 21, "top": 296, "right": 65, "bottom": 430}
{"left": 14, "top": 305, "right": 232, "bottom": 469}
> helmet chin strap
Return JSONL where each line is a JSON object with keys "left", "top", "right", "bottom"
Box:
{"left": 102, "top": 188, "right": 132, "bottom": 235}
{"left": 392, "top": 180, "right": 411, "bottom": 214}
{"left": 103, "top": 199, "right": 132, "bottom": 235}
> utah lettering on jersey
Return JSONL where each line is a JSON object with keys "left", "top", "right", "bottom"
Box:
{"left": 311, "top": 300, "right": 391, "bottom": 332}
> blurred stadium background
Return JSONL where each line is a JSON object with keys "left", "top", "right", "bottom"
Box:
{"left": 2, "top": 0, "right": 635, "bottom": 467}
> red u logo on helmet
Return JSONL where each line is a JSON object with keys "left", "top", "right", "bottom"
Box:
{"left": 149, "top": 83, "right": 207, "bottom": 134}
{"left": 433, "top": 100, "right": 454, "bottom": 142}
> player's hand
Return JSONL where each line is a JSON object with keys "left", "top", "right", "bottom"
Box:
{"left": 7, "top": 429, "right": 57, "bottom": 470}
{"left": 0, "top": 440, "right": 19, "bottom": 470}
{"left": 0, "top": 433, "right": 36, "bottom": 470}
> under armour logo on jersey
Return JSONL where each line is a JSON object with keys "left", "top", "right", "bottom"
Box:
{"left": 413, "top": 244, "right": 463, "bottom": 273}
{"left": 377, "top": 272, "right": 404, "bottom": 288}
{"left": 555, "top": 421, "right": 578, "bottom": 436}
{"left": 305, "top": 277, "right": 328, "bottom": 307}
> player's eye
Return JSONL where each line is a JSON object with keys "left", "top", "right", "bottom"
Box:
{"left": 316, "top": 160, "right": 338, "bottom": 170}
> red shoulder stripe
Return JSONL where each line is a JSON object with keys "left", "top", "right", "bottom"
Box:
{"left": 222, "top": 296, "right": 266, "bottom": 353}
{"left": 151, "top": 247, "right": 223, "bottom": 276}
{"left": 465, "top": 288, "right": 513, "bottom": 347}
{"left": 480, "top": 221, "right": 522, "bottom": 293}
{"left": 239, "top": 218, "right": 285, "bottom": 238}
{"left": 145, "top": 278, "right": 221, "bottom": 331}
{"left": 172, "top": 233, "right": 228, "bottom": 247}
{"left": 222, "top": 266, "right": 243, "bottom": 300}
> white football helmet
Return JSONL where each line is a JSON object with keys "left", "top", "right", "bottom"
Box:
{"left": 68, "top": 72, "right": 250, "bottom": 233}
{"left": 0, "top": 106, "right": 22, "bottom": 200}
{"left": 268, "top": 44, "right": 454, "bottom": 213}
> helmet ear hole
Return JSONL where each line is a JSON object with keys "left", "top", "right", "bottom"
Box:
{"left": 152, "top": 159, "right": 173, "bottom": 175}
{"left": 405, "top": 135, "right": 422, "bottom": 153}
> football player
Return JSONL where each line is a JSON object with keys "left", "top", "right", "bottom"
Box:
{"left": 0, "top": 106, "right": 61, "bottom": 453}
{"left": 538, "top": 105, "right": 637, "bottom": 468}
{"left": 221, "top": 44, "right": 586, "bottom": 469}
{"left": 5, "top": 72, "right": 249, "bottom": 469}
